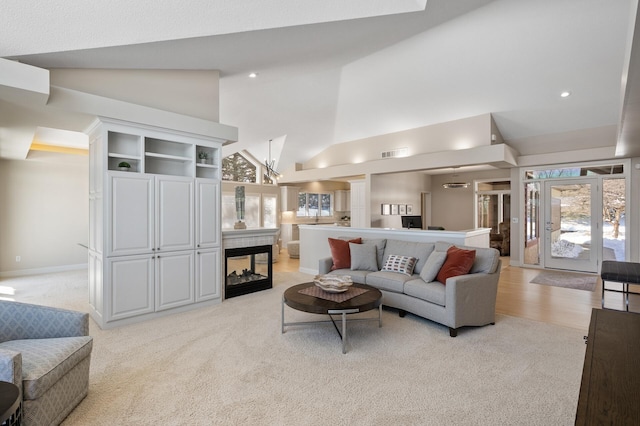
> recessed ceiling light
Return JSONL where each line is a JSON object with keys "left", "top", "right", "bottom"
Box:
{"left": 560, "top": 91, "right": 571, "bottom": 98}
{"left": 249, "top": 72, "right": 258, "bottom": 78}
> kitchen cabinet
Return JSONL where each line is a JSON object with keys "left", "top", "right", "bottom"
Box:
{"left": 334, "top": 190, "right": 351, "bottom": 212}
{"left": 281, "top": 186, "right": 300, "bottom": 211}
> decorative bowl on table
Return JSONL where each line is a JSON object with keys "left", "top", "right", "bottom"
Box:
{"left": 313, "top": 275, "right": 353, "bottom": 293}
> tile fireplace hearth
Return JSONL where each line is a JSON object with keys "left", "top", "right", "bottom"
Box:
{"left": 222, "top": 228, "right": 279, "bottom": 299}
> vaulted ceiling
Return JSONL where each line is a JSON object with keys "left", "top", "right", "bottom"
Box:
{"left": 1, "top": 0, "right": 639, "bottom": 172}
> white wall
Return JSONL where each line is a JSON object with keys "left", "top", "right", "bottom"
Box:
{"left": 370, "top": 172, "right": 430, "bottom": 228}
{"left": 430, "top": 168, "right": 511, "bottom": 231}
{"left": 50, "top": 69, "right": 220, "bottom": 122}
{"left": 304, "top": 113, "right": 495, "bottom": 170}
{"left": 0, "top": 153, "right": 88, "bottom": 274}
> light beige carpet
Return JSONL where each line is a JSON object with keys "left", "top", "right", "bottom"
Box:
{"left": 530, "top": 270, "right": 598, "bottom": 292}
{"left": 3, "top": 270, "right": 586, "bottom": 425}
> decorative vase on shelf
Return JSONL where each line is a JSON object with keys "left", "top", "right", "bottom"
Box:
{"left": 199, "top": 158, "right": 207, "bottom": 164}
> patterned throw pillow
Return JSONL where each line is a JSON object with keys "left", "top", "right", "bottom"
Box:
{"left": 382, "top": 254, "right": 417, "bottom": 276}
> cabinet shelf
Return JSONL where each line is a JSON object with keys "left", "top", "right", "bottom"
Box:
{"left": 145, "top": 152, "right": 192, "bottom": 162}
{"left": 196, "top": 163, "right": 219, "bottom": 169}
{"left": 108, "top": 153, "right": 142, "bottom": 160}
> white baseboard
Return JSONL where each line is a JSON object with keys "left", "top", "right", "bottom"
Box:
{"left": 0, "top": 263, "right": 87, "bottom": 278}
{"left": 299, "top": 267, "right": 318, "bottom": 275}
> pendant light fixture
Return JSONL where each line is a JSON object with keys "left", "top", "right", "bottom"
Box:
{"left": 442, "top": 168, "right": 470, "bottom": 189}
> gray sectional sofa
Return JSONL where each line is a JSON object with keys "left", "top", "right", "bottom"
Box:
{"left": 318, "top": 239, "right": 502, "bottom": 337}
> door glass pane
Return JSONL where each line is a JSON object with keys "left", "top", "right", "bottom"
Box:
{"left": 549, "top": 184, "right": 592, "bottom": 260}
{"left": 524, "top": 182, "right": 540, "bottom": 265}
{"left": 603, "top": 178, "right": 625, "bottom": 261}
{"left": 477, "top": 194, "right": 499, "bottom": 230}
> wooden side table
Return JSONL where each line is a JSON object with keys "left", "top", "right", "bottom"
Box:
{"left": 575, "top": 308, "right": 640, "bottom": 424}
{"left": 0, "top": 381, "right": 21, "bottom": 426}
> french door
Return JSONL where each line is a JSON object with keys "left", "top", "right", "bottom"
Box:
{"left": 543, "top": 179, "right": 599, "bottom": 273}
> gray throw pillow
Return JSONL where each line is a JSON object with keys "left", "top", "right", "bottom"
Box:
{"left": 349, "top": 243, "right": 379, "bottom": 272}
{"left": 419, "top": 251, "right": 447, "bottom": 282}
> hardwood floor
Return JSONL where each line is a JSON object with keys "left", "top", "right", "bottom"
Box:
{"left": 275, "top": 251, "right": 638, "bottom": 332}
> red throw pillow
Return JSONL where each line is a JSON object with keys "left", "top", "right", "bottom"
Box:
{"left": 436, "top": 246, "right": 476, "bottom": 284}
{"left": 328, "top": 238, "right": 362, "bottom": 270}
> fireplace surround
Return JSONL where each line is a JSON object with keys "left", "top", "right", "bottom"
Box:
{"left": 224, "top": 244, "right": 272, "bottom": 298}
{"left": 222, "top": 228, "right": 279, "bottom": 299}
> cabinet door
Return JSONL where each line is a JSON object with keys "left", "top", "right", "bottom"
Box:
{"left": 281, "top": 186, "right": 300, "bottom": 211}
{"left": 155, "top": 250, "right": 195, "bottom": 311}
{"left": 196, "top": 179, "right": 220, "bottom": 249}
{"left": 108, "top": 254, "right": 154, "bottom": 321}
{"left": 108, "top": 173, "right": 155, "bottom": 256}
{"left": 196, "top": 248, "right": 221, "bottom": 301}
{"left": 350, "top": 181, "right": 367, "bottom": 228}
{"left": 156, "top": 176, "right": 194, "bottom": 252}
{"left": 88, "top": 252, "right": 103, "bottom": 316}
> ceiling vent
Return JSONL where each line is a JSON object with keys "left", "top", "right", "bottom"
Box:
{"left": 381, "top": 147, "right": 408, "bottom": 159}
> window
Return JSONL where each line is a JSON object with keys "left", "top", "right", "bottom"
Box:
{"left": 263, "top": 195, "right": 277, "bottom": 228}
{"left": 524, "top": 164, "right": 624, "bottom": 180}
{"left": 222, "top": 193, "right": 277, "bottom": 228}
{"left": 297, "top": 192, "right": 333, "bottom": 217}
{"left": 222, "top": 153, "right": 257, "bottom": 183}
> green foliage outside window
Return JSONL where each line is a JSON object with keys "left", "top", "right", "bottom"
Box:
{"left": 222, "top": 153, "right": 257, "bottom": 183}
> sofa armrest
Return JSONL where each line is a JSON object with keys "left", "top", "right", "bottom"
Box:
{"left": 0, "top": 301, "right": 89, "bottom": 341}
{"left": 318, "top": 257, "right": 334, "bottom": 275}
{"left": 445, "top": 268, "right": 501, "bottom": 329}
{"left": 0, "top": 348, "right": 22, "bottom": 389}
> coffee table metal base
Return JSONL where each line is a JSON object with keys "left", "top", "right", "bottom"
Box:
{"left": 282, "top": 298, "right": 382, "bottom": 354}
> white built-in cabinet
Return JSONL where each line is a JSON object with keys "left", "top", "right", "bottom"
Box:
{"left": 87, "top": 117, "right": 224, "bottom": 328}
{"left": 334, "top": 190, "right": 351, "bottom": 212}
{"left": 349, "top": 180, "right": 367, "bottom": 228}
{"left": 281, "top": 186, "right": 300, "bottom": 212}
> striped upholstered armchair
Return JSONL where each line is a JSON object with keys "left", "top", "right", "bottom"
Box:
{"left": 0, "top": 301, "right": 93, "bottom": 426}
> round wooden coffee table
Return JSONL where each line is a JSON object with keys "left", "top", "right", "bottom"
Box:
{"left": 281, "top": 282, "right": 382, "bottom": 354}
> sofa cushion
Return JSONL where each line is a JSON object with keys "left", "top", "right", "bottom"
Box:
{"left": 361, "top": 238, "right": 387, "bottom": 269}
{"left": 382, "top": 240, "right": 434, "bottom": 274}
{"left": 366, "top": 271, "right": 416, "bottom": 293}
{"left": 328, "top": 237, "right": 362, "bottom": 270}
{"left": 0, "top": 336, "right": 93, "bottom": 400}
{"left": 469, "top": 247, "right": 500, "bottom": 274}
{"left": 435, "top": 242, "right": 500, "bottom": 274}
{"left": 436, "top": 246, "right": 476, "bottom": 284}
{"left": 349, "top": 242, "right": 379, "bottom": 272}
{"left": 419, "top": 251, "right": 448, "bottom": 283}
{"left": 382, "top": 255, "right": 417, "bottom": 276}
{"left": 404, "top": 279, "right": 446, "bottom": 307}
{"left": 327, "top": 269, "right": 369, "bottom": 284}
